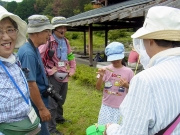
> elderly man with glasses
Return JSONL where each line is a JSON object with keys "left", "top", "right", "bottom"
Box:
{"left": 17, "top": 15, "right": 56, "bottom": 135}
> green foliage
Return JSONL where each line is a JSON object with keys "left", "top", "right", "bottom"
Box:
{"left": 58, "top": 77, "right": 102, "bottom": 134}
{"left": 6, "top": 1, "right": 17, "bottom": 13}
{"left": 43, "top": 3, "right": 53, "bottom": 16}
{"left": 73, "top": 8, "right": 81, "bottom": 15}
{"left": 72, "top": 64, "right": 98, "bottom": 87}
{"left": 84, "top": 3, "right": 93, "bottom": 12}
{"left": 46, "top": 15, "right": 53, "bottom": 21}
{"left": 93, "top": 31, "right": 104, "bottom": 37}
{"left": 105, "top": 29, "right": 133, "bottom": 48}
{"left": 15, "top": 0, "right": 36, "bottom": 20}
{"left": 66, "top": 29, "right": 133, "bottom": 52}
{"left": 71, "top": 33, "right": 79, "bottom": 39}
{"left": 109, "top": 29, "right": 128, "bottom": 40}
{"left": 35, "top": 0, "right": 53, "bottom": 14}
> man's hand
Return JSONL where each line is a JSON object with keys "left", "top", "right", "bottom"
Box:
{"left": 68, "top": 72, "right": 73, "bottom": 77}
{"left": 52, "top": 66, "right": 57, "bottom": 74}
{"left": 39, "top": 107, "right": 51, "bottom": 122}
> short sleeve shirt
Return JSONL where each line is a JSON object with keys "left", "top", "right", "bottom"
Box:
{"left": 102, "top": 64, "right": 134, "bottom": 108}
{"left": 17, "top": 42, "right": 48, "bottom": 93}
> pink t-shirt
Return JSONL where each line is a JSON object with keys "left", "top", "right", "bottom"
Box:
{"left": 101, "top": 64, "right": 134, "bottom": 108}
{"left": 128, "top": 50, "right": 139, "bottom": 63}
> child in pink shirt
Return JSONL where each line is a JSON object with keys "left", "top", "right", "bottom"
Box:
{"left": 96, "top": 42, "right": 134, "bottom": 125}
{"left": 128, "top": 47, "right": 143, "bottom": 70}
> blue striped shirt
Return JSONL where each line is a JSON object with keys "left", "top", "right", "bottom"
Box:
{"left": 106, "top": 55, "right": 180, "bottom": 135}
{"left": 0, "top": 61, "right": 30, "bottom": 123}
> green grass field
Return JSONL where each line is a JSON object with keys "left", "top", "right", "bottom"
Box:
{"left": 56, "top": 78, "right": 103, "bottom": 135}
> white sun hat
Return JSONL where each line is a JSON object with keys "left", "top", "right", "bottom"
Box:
{"left": 131, "top": 6, "right": 180, "bottom": 41}
{"left": 51, "top": 16, "right": 70, "bottom": 29}
{"left": 0, "top": 6, "right": 27, "bottom": 48}
{"left": 27, "top": 15, "right": 54, "bottom": 33}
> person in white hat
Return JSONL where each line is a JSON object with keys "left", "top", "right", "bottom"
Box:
{"left": 38, "top": 16, "right": 76, "bottom": 134}
{"left": 0, "top": 6, "right": 41, "bottom": 135}
{"left": 104, "top": 6, "right": 180, "bottom": 135}
{"left": 17, "top": 15, "right": 54, "bottom": 135}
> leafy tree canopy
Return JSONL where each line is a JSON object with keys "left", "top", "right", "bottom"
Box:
{"left": 15, "top": 0, "right": 36, "bottom": 21}
{"left": 3, "top": 0, "right": 93, "bottom": 22}
{"left": 6, "top": 1, "right": 17, "bottom": 13}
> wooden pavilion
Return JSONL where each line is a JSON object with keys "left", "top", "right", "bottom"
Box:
{"left": 66, "top": 0, "right": 180, "bottom": 66}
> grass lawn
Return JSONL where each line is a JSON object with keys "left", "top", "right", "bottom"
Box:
{"left": 56, "top": 78, "right": 103, "bottom": 135}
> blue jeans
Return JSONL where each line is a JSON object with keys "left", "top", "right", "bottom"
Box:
{"left": 32, "top": 97, "right": 50, "bottom": 135}
{"left": 39, "top": 122, "right": 49, "bottom": 135}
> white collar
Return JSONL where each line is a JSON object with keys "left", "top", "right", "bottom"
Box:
{"left": 148, "top": 47, "right": 180, "bottom": 67}
{"left": 0, "top": 54, "right": 16, "bottom": 64}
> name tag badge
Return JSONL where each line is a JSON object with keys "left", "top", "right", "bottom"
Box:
{"left": 28, "top": 107, "right": 37, "bottom": 124}
{"left": 58, "top": 62, "right": 65, "bottom": 67}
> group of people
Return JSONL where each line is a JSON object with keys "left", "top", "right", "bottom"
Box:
{"left": 95, "top": 6, "right": 180, "bottom": 135}
{"left": 0, "top": 5, "right": 76, "bottom": 135}
{"left": 0, "top": 4, "right": 180, "bottom": 135}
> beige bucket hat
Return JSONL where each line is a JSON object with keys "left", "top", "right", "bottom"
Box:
{"left": 0, "top": 6, "right": 27, "bottom": 48}
{"left": 131, "top": 6, "right": 180, "bottom": 41}
{"left": 51, "top": 16, "right": 69, "bottom": 29}
{"left": 27, "top": 15, "right": 54, "bottom": 33}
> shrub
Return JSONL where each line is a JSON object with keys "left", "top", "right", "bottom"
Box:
{"left": 72, "top": 64, "right": 97, "bottom": 87}
{"left": 71, "top": 33, "right": 79, "bottom": 39}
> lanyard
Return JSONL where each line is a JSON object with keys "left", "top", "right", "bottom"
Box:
{"left": 0, "top": 60, "right": 30, "bottom": 105}
{"left": 28, "top": 38, "right": 49, "bottom": 86}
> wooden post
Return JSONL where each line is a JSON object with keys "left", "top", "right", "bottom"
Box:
{"left": 83, "top": 30, "right": 87, "bottom": 56}
{"left": 104, "top": 26, "right": 108, "bottom": 61}
{"left": 105, "top": 0, "right": 108, "bottom": 6}
{"left": 88, "top": 24, "right": 93, "bottom": 66}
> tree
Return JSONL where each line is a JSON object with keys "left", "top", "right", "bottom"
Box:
{"left": 0, "top": 1, "right": 7, "bottom": 7}
{"left": 6, "top": 1, "right": 17, "bottom": 13}
{"left": 15, "top": 0, "right": 36, "bottom": 21}
{"left": 35, "top": 0, "right": 53, "bottom": 14}
{"left": 51, "top": 0, "right": 91, "bottom": 17}
{"left": 84, "top": 3, "right": 93, "bottom": 12}
{"left": 78, "top": 0, "right": 91, "bottom": 12}
{"left": 52, "top": 0, "right": 62, "bottom": 16}
{"left": 43, "top": 3, "right": 54, "bottom": 16}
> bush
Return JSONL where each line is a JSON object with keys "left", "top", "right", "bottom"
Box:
{"left": 71, "top": 33, "right": 79, "bottom": 39}
{"left": 72, "top": 64, "right": 97, "bottom": 87}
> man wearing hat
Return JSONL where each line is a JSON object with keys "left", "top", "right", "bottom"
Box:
{"left": 0, "top": 6, "right": 40, "bottom": 135}
{"left": 39, "top": 16, "right": 76, "bottom": 134}
{"left": 17, "top": 15, "right": 54, "bottom": 135}
{"left": 105, "top": 6, "right": 180, "bottom": 135}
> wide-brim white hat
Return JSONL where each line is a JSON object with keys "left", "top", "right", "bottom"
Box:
{"left": 27, "top": 15, "right": 54, "bottom": 33}
{"left": 51, "top": 16, "right": 70, "bottom": 29}
{"left": 0, "top": 6, "right": 27, "bottom": 48}
{"left": 131, "top": 6, "right": 180, "bottom": 41}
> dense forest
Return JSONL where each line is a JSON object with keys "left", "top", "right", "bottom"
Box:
{"left": 1, "top": 0, "right": 92, "bottom": 21}
{"left": 0, "top": 0, "right": 133, "bottom": 51}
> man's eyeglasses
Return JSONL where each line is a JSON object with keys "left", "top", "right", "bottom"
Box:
{"left": 0, "top": 28, "right": 18, "bottom": 37}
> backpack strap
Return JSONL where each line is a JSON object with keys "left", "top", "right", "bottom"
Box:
{"left": 42, "top": 40, "right": 55, "bottom": 69}
{"left": 155, "top": 113, "right": 180, "bottom": 135}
